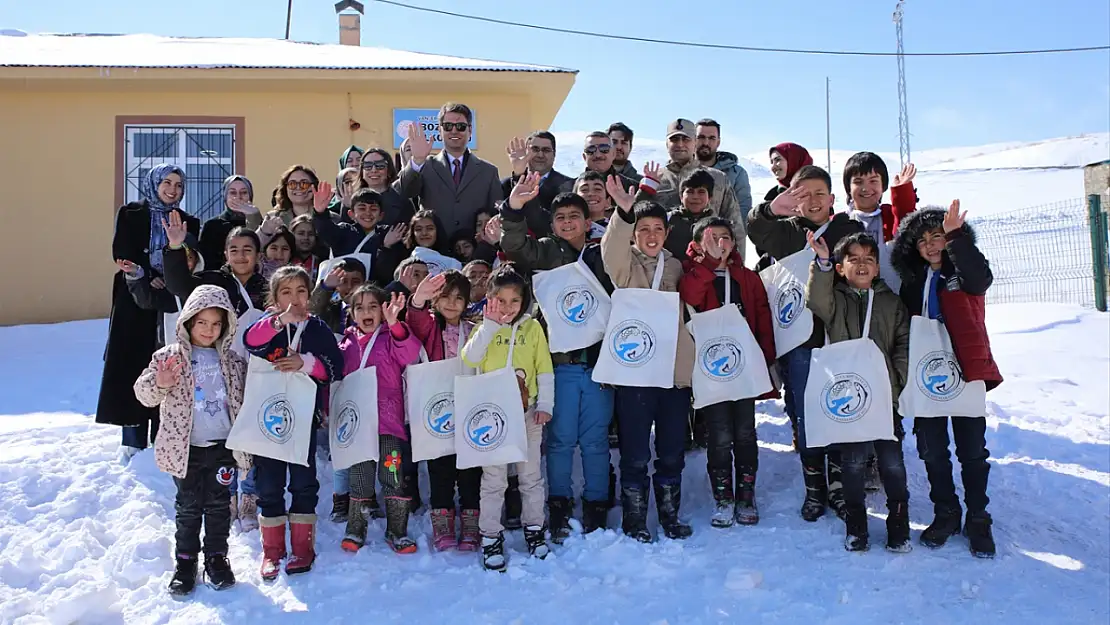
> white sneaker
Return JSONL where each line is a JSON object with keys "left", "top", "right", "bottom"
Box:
{"left": 117, "top": 446, "right": 142, "bottom": 465}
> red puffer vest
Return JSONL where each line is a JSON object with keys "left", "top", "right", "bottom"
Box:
{"left": 938, "top": 283, "right": 1003, "bottom": 391}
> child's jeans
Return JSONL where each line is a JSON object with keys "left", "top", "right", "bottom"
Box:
{"left": 479, "top": 412, "right": 545, "bottom": 536}
{"left": 228, "top": 467, "right": 257, "bottom": 497}
{"left": 914, "top": 416, "right": 990, "bottom": 515}
{"left": 547, "top": 364, "right": 614, "bottom": 503}
{"left": 428, "top": 455, "right": 482, "bottom": 510}
{"left": 254, "top": 427, "right": 320, "bottom": 518}
{"left": 616, "top": 386, "right": 692, "bottom": 490}
{"left": 174, "top": 442, "right": 235, "bottom": 557}
{"left": 839, "top": 438, "right": 909, "bottom": 508}
{"left": 703, "top": 398, "right": 758, "bottom": 475}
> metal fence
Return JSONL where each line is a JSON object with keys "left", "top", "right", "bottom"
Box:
{"left": 973, "top": 197, "right": 1108, "bottom": 308}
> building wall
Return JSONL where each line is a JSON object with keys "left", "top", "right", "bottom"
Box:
{"left": 0, "top": 85, "right": 544, "bottom": 325}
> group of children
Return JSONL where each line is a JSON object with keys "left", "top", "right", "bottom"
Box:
{"left": 123, "top": 130, "right": 1001, "bottom": 596}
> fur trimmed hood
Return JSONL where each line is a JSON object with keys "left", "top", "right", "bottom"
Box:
{"left": 890, "top": 209, "right": 978, "bottom": 282}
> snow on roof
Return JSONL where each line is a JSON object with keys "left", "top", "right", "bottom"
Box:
{"left": 0, "top": 32, "right": 576, "bottom": 73}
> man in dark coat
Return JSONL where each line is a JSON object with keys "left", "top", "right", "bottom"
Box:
{"left": 501, "top": 131, "right": 573, "bottom": 238}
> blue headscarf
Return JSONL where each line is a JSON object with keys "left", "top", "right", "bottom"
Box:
{"left": 140, "top": 164, "right": 186, "bottom": 273}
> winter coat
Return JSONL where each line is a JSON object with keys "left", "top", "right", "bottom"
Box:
{"left": 651, "top": 161, "right": 741, "bottom": 226}
{"left": 500, "top": 169, "right": 574, "bottom": 238}
{"left": 663, "top": 207, "right": 713, "bottom": 262}
{"left": 806, "top": 264, "right": 911, "bottom": 413}
{"left": 617, "top": 161, "right": 643, "bottom": 183}
{"left": 601, "top": 207, "right": 695, "bottom": 388}
{"left": 891, "top": 211, "right": 1002, "bottom": 390}
{"left": 133, "top": 285, "right": 251, "bottom": 479}
{"left": 679, "top": 248, "right": 778, "bottom": 400}
{"left": 406, "top": 302, "right": 476, "bottom": 363}
{"left": 163, "top": 246, "right": 267, "bottom": 317}
{"left": 338, "top": 322, "right": 422, "bottom": 440}
{"left": 198, "top": 209, "right": 263, "bottom": 271}
{"left": 461, "top": 314, "right": 555, "bottom": 413}
{"left": 244, "top": 314, "right": 343, "bottom": 428}
{"left": 125, "top": 242, "right": 206, "bottom": 350}
{"left": 313, "top": 211, "right": 388, "bottom": 257}
{"left": 709, "top": 151, "right": 753, "bottom": 222}
{"left": 97, "top": 201, "right": 199, "bottom": 428}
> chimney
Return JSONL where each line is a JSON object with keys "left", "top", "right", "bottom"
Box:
{"left": 335, "top": 0, "right": 365, "bottom": 46}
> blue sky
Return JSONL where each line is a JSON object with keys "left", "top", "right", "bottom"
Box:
{"left": 6, "top": 0, "right": 1109, "bottom": 156}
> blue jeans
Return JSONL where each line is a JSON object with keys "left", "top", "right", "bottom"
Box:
{"left": 547, "top": 364, "right": 614, "bottom": 502}
{"left": 616, "top": 386, "right": 692, "bottom": 490}
{"left": 778, "top": 347, "right": 824, "bottom": 457}
{"left": 228, "top": 467, "right": 257, "bottom": 496}
{"left": 254, "top": 427, "right": 319, "bottom": 518}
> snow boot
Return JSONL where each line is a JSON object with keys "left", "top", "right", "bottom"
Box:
{"left": 964, "top": 511, "right": 996, "bottom": 558}
{"left": 481, "top": 533, "right": 507, "bottom": 572}
{"left": 620, "top": 487, "right": 653, "bottom": 543}
{"left": 548, "top": 496, "right": 573, "bottom": 545}
{"left": 430, "top": 508, "right": 458, "bottom": 552}
{"left": 827, "top": 454, "right": 846, "bottom": 520}
{"left": 800, "top": 457, "right": 828, "bottom": 522}
{"left": 504, "top": 476, "right": 522, "bottom": 530}
{"left": 524, "top": 525, "right": 550, "bottom": 559}
{"left": 654, "top": 479, "right": 693, "bottom": 540}
{"left": 285, "top": 513, "right": 316, "bottom": 575}
{"left": 330, "top": 493, "right": 350, "bottom": 523}
{"left": 385, "top": 497, "right": 418, "bottom": 554}
{"left": 168, "top": 555, "right": 198, "bottom": 596}
{"left": 203, "top": 553, "right": 236, "bottom": 591}
{"left": 341, "top": 498, "right": 370, "bottom": 552}
{"left": 581, "top": 499, "right": 609, "bottom": 534}
{"left": 885, "top": 501, "right": 912, "bottom": 553}
{"left": 734, "top": 467, "right": 760, "bottom": 526}
{"left": 844, "top": 504, "right": 870, "bottom": 552}
{"left": 259, "top": 515, "right": 286, "bottom": 582}
{"left": 709, "top": 469, "right": 735, "bottom": 529}
{"left": 920, "top": 508, "right": 962, "bottom": 549}
{"left": 458, "top": 509, "right": 481, "bottom": 552}
{"left": 864, "top": 452, "right": 882, "bottom": 493}
{"left": 239, "top": 493, "right": 259, "bottom": 532}
{"left": 607, "top": 464, "right": 617, "bottom": 510}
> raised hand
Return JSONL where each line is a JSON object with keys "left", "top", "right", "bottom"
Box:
{"left": 643, "top": 160, "right": 663, "bottom": 182}
{"left": 383, "top": 292, "right": 406, "bottom": 325}
{"left": 155, "top": 355, "right": 184, "bottom": 389}
{"left": 116, "top": 259, "right": 139, "bottom": 275}
{"left": 702, "top": 232, "right": 721, "bottom": 260}
{"left": 412, "top": 272, "right": 446, "bottom": 307}
{"left": 770, "top": 185, "right": 809, "bottom": 217}
{"left": 892, "top": 162, "right": 917, "bottom": 188}
{"left": 151, "top": 277, "right": 166, "bottom": 290}
{"left": 807, "top": 230, "right": 830, "bottom": 259}
{"left": 259, "top": 213, "right": 283, "bottom": 236}
{"left": 407, "top": 123, "right": 433, "bottom": 165}
{"left": 605, "top": 175, "right": 636, "bottom": 212}
{"left": 384, "top": 224, "right": 408, "bottom": 248}
{"left": 277, "top": 302, "right": 307, "bottom": 326}
{"left": 506, "top": 136, "right": 530, "bottom": 174}
{"left": 483, "top": 215, "right": 503, "bottom": 244}
{"left": 163, "top": 211, "right": 188, "bottom": 248}
{"left": 943, "top": 199, "right": 966, "bottom": 233}
{"left": 484, "top": 296, "right": 506, "bottom": 323}
{"left": 227, "top": 196, "right": 259, "bottom": 215}
{"left": 399, "top": 262, "right": 423, "bottom": 291}
{"left": 323, "top": 266, "right": 346, "bottom": 289}
{"left": 507, "top": 171, "right": 541, "bottom": 210}
{"left": 312, "top": 181, "right": 333, "bottom": 213}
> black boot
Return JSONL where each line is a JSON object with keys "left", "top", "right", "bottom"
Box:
{"left": 581, "top": 499, "right": 609, "bottom": 534}
{"left": 481, "top": 532, "right": 507, "bottom": 572}
{"left": 203, "top": 554, "right": 236, "bottom": 591}
{"left": 653, "top": 479, "right": 692, "bottom": 540}
{"left": 709, "top": 469, "right": 735, "bottom": 528}
{"left": 801, "top": 457, "right": 828, "bottom": 522}
{"left": 330, "top": 493, "right": 350, "bottom": 523}
{"left": 524, "top": 525, "right": 550, "bottom": 559}
{"left": 734, "top": 467, "right": 759, "bottom": 526}
{"left": 844, "top": 504, "right": 870, "bottom": 552}
{"left": 964, "top": 511, "right": 996, "bottom": 558}
{"left": 885, "top": 501, "right": 911, "bottom": 553}
{"left": 504, "top": 476, "right": 522, "bottom": 530}
{"left": 168, "top": 555, "right": 198, "bottom": 596}
{"left": 920, "top": 508, "right": 962, "bottom": 549}
{"left": 404, "top": 471, "right": 422, "bottom": 513}
{"left": 548, "top": 497, "right": 573, "bottom": 545}
{"left": 607, "top": 464, "right": 617, "bottom": 510}
{"left": 620, "top": 487, "right": 652, "bottom": 543}
{"left": 827, "top": 454, "right": 846, "bottom": 520}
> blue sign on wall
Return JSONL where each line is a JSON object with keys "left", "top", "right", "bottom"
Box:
{"left": 392, "top": 108, "right": 477, "bottom": 150}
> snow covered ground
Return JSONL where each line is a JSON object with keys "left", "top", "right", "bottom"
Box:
{"left": 1, "top": 301, "right": 1107, "bottom": 624}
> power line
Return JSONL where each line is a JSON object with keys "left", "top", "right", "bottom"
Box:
{"left": 368, "top": 0, "right": 1110, "bottom": 57}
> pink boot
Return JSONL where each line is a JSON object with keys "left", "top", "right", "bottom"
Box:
{"left": 431, "top": 508, "right": 458, "bottom": 552}
{"left": 458, "top": 509, "right": 481, "bottom": 552}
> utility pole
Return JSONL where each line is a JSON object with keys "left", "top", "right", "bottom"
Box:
{"left": 825, "top": 77, "right": 832, "bottom": 171}
{"left": 894, "top": 1, "right": 911, "bottom": 166}
{"left": 285, "top": 0, "right": 293, "bottom": 40}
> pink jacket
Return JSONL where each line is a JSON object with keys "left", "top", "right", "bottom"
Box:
{"left": 338, "top": 322, "right": 422, "bottom": 440}
{"left": 406, "top": 302, "right": 475, "bottom": 362}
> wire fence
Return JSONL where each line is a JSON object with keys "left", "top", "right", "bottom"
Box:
{"left": 973, "top": 198, "right": 1105, "bottom": 307}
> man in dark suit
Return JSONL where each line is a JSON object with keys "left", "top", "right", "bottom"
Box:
{"left": 412, "top": 102, "right": 503, "bottom": 238}
{"left": 501, "top": 131, "right": 572, "bottom": 238}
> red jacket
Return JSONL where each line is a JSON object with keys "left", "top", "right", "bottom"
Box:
{"left": 405, "top": 300, "right": 474, "bottom": 363}
{"left": 679, "top": 247, "right": 779, "bottom": 400}
{"left": 880, "top": 183, "right": 918, "bottom": 242}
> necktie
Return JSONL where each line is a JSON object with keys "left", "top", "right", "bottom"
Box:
{"left": 452, "top": 158, "right": 462, "bottom": 185}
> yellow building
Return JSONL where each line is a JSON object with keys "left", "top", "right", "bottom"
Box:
{"left": 0, "top": 30, "right": 576, "bottom": 325}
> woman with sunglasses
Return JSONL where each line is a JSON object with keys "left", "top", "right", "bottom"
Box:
{"left": 358, "top": 148, "right": 420, "bottom": 227}
{"left": 259, "top": 165, "right": 328, "bottom": 245}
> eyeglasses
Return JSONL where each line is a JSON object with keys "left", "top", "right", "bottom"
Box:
{"left": 441, "top": 122, "right": 469, "bottom": 132}
{"left": 530, "top": 146, "right": 554, "bottom": 155}
{"left": 361, "top": 161, "right": 388, "bottom": 171}
{"left": 584, "top": 144, "right": 612, "bottom": 155}
{"left": 285, "top": 180, "right": 315, "bottom": 191}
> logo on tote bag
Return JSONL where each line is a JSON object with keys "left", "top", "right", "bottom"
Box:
{"left": 699, "top": 338, "right": 745, "bottom": 381}
{"left": 775, "top": 282, "right": 805, "bottom": 328}
{"left": 258, "top": 395, "right": 295, "bottom": 444}
{"left": 609, "top": 320, "right": 656, "bottom": 366}
{"left": 463, "top": 403, "right": 507, "bottom": 451}
{"left": 821, "top": 374, "right": 872, "bottom": 423}
{"left": 334, "top": 401, "right": 360, "bottom": 448}
{"left": 557, "top": 286, "right": 599, "bottom": 326}
{"left": 916, "top": 351, "right": 966, "bottom": 400}
{"left": 424, "top": 392, "right": 455, "bottom": 439}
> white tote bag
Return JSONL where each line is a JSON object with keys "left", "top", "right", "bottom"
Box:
{"left": 686, "top": 278, "right": 773, "bottom": 409}
{"left": 532, "top": 256, "right": 612, "bottom": 354}
{"left": 411, "top": 246, "right": 462, "bottom": 276}
{"left": 163, "top": 296, "right": 182, "bottom": 346}
{"left": 317, "top": 229, "right": 375, "bottom": 285}
{"left": 898, "top": 269, "right": 987, "bottom": 418}
{"left": 407, "top": 351, "right": 466, "bottom": 462}
{"left": 232, "top": 279, "right": 265, "bottom": 360}
{"left": 759, "top": 223, "right": 828, "bottom": 357}
{"left": 227, "top": 322, "right": 318, "bottom": 465}
{"left": 592, "top": 257, "right": 680, "bottom": 388}
{"left": 328, "top": 327, "right": 381, "bottom": 470}
{"left": 803, "top": 290, "right": 896, "bottom": 448}
{"left": 454, "top": 323, "right": 529, "bottom": 469}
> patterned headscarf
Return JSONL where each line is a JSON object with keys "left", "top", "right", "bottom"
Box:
{"left": 140, "top": 164, "right": 186, "bottom": 273}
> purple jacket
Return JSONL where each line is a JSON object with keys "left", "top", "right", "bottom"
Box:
{"left": 338, "top": 322, "right": 422, "bottom": 440}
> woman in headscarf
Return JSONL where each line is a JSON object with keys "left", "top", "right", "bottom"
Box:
{"left": 358, "top": 148, "right": 419, "bottom": 227}
{"left": 98, "top": 164, "right": 200, "bottom": 462}
{"left": 198, "top": 175, "right": 261, "bottom": 270}
{"left": 754, "top": 143, "right": 815, "bottom": 271}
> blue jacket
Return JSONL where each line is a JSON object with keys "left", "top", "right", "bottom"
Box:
{"left": 711, "top": 151, "right": 753, "bottom": 222}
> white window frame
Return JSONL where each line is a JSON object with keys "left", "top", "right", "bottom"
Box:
{"left": 124, "top": 124, "right": 236, "bottom": 220}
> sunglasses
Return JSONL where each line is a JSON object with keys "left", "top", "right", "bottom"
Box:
{"left": 441, "top": 122, "right": 470, "bottom": 132}
{"left": 530, "top": 146, "right": 554, "bottom": 155}
{"left": 584, "top": 144, "right": 612, "bottom": 155}
{"left": 285, "top": 180, "right": 315, "bottom": 191}
{"left": 361, "top": 160, "right": 389, "bottom": 171}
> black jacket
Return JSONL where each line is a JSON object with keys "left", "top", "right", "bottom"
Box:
{"left": 314, "top": 211, "right": 388, "bottom": 257}
{"left": 163, "top": 246, "right": 268, "bottom": 316}
{"left": 198, "top": 209, "right": 260, "bottom": 271}
{"left": 501, "top": 169, "right": 574, "bottom": 238}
